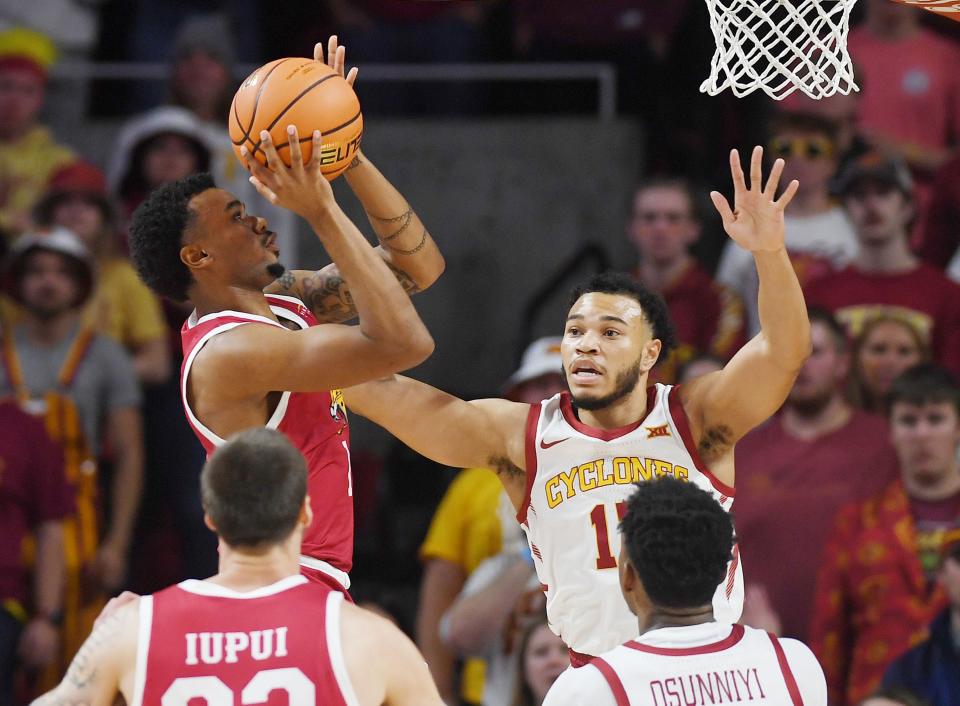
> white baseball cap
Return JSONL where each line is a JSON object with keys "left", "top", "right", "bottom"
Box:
{"left": 505, "top": 336, "right": 564, "bottom": 390}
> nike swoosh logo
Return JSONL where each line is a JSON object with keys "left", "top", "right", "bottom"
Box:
{"left": 540, "top": 437, "right": 570, "bottom": 449}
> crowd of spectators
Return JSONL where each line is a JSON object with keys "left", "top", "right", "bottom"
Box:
{"left": 2, "top": 1, "right": 960, "bottom": 705}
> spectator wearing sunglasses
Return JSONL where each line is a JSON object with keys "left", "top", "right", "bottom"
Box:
{"left": 626, "top": 176, "right": 746, "bottom": 384}
{"left": 717, "top": 111, "right": 858, "bottom": 335}
{"left": 805, "top": 150, "right": 960, "bottom": 379}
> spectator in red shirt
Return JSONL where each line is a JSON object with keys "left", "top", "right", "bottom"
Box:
{"left": 851, "top": 315, "right": 929, "bottom": 414}
{"left": 627, "top": 177, "right": 746, "bottom": 383}
{"left": 848, "top": 0, "right": 960, "bottom": 181}
{"left": 917, "top": 153, "right": 960, "bottom": 278}
{"left": 0, "top": 399, "right": 72, "bottom": 704}
{"left": 805, "top": 150, "right": 960, "bottom": 377}
{"left": 809, "top": 364, "right": 960, "bottom": 705}
{"left": 735, "top": 308, "right": 899, "bottom": 642}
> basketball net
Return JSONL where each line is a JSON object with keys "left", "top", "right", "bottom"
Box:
{"left": 701, "top": 0, "right": 859, "bottom": 100}
{"left": 701, "top": 0, "right": 960, "bottom": 101}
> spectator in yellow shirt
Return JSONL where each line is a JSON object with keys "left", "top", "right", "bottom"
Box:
{"left": 0, "top": 28, "right": 76, "bottom": 239}
{"left": 416, "top": 337, "right": 566, "bottom": 705}
{"left": 33, "top": 161, "right": 169, "bottom": 384}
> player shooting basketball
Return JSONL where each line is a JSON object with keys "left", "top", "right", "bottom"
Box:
{"left": 342, "top": 147, "right": 811, "bottom": 660}
{"left": 129, "top": 38, "right": 444, "bottom": 594}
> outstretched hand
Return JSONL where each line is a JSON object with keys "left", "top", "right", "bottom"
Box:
{"left": 710, "top": 146, "right": 799, "bottom": 253}
{"left": 241, "top": 127, "right": 336, "bottom": 219}
{"left": 315, "top": 35, "right": 358, "bottom": 86}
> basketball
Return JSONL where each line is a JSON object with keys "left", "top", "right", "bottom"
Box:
{"left": 229, "top": 58, "right": 363, "bottom": 181}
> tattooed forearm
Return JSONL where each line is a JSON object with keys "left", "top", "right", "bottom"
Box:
{"left": 301, "top": 271, "right": 356, "bottom": 323}
{"left": 488, "top": 455, "right": 524, "bottom": 480}
{"left": 697, "top": 425, "right": 734, "bottom": 463}
{"left": 274, "top": 269, "right": 297, "bottom": 292}
{"left": 30, "top": 606, "right": 127, "bottom": 706}
{"left": 302, "top": 260, "right": 421, "bottom": 324}
{"left": 345, "top": 154, "right": 362, "bottom": 172}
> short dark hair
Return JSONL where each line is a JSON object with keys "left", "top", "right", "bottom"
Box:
{"left": 619, "top": 477, "right": 733, "bottom": 609}
{"left": 568, "top": 271, "right": 677, "bottom": 361}
{"left": 129, "top": 172, "right": 215, "bottom": 302}
{"left": 633, "top": 177, "right": 699, "bottom": 222}
{"left": 808, "top": 306, "right": 848, "bottom": 353}
{"left": 201, "top": 428, "right": 307, "bottom": 548}
{"left": 887, "top": 363, "right": 960, "bottom": 417}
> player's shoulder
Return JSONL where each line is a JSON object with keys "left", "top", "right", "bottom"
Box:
{"left": 776, "top": 636, "right": 828, "bottom": 705}
{"left": 543, "top": 663, "right": 616, "bottom": 706}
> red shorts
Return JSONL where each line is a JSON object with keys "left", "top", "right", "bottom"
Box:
{"left": 299, "top": 564, "right": 354, "bottom": 602}
{"left": 569, "top": 648, "right": 597, "bottom": 668}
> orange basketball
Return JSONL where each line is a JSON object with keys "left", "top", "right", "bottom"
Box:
{"left": 229, "top": 58, "right": 363, "bottom": 181}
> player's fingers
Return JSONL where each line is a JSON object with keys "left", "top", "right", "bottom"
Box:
{"left": 308, "top": 129, "right": 323, "bottom": 169}
{"left": 710, "top": 190, "right": 735, "bottom": 226}
{"left": 729, "top": 148, "right": 747, "bottom": 195}
{"left": 764, "top": 157, "right": 785, "bottom": 199}
{"left": 749, "top": 145, "right": 763, "bottom": 191}
{"left": 259, "top": 130, "right": 283, "bottom": 173}
{"left": 334, "top": 45, "right": 346, "bottom": 77}
{"left": 313, "top": 41, "right": 324, "bottom": 63}
{"left": 774, "top": 179, "right": 800, "bottom": 210}
{"left": 250, "top": 175, "right": 279, "bottom": 204}
{"left": 327, "top": 35, "right": 338, "bottom": 70}
{"left": 346, "top": 66, "right": 359, "bottom": 86}
{"left": 286, "top": 125, "right": 304, "bottom": 169}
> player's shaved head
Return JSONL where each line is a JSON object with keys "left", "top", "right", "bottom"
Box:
{"left": 619, "top": 477, "right": 733, "bottom": 609}
{"left": 202, "top": 427, "right": 307, "bottom": 548}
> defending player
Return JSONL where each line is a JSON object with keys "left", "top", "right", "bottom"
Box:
{"left": 542, "top": 477, "right": 827, "bottom": 706}
{"left": 342, "top": 147, "right": 811, "bottom": 660}
{"left": 29, "top": 428, "right": 445, "bottom": 706}
{"left": 129, "top": 40, "right": 444, "bottom": 594}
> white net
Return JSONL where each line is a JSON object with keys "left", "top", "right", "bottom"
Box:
{"left": 701, "top": 0, "right": 860, "bottom": 100}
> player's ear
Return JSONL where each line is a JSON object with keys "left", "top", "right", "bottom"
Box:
{"left": 203, "top": 511, "right": 217, "bottom": 533}
{"left": 300, "top": 496, "right": 313, "bottom": 529}
{"left": 642, "top": 338, "right": 662, "bottom": 372}
{"left": 181, "top": 243, "right": 212, "bottom": 270}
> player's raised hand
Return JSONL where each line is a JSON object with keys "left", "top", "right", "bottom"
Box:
{"left": 710, "top": 146, "right": 799, "bottom": 253}
{"left": 315, "top": 35, "right": 359, "bottom": 86}
{"left": 241, "top": 127, "right": 336, "bottom": 218}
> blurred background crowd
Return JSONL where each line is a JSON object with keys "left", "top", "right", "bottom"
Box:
{"left": 2, "top": 1, "right": 960, "bottom": 705}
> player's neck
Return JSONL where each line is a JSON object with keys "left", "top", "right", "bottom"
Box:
{"left": 21, "top": 310, "right": 80, "bottom": 346}
{"left": 637, "top": 254, "right": 692, "bottom": 292}
{"left": 576, "top": 385, "right": 651, "bottom": 430}
{"left": 855, "top": 236, "right": 917, "bottom": 274}
{"left": 782, "top": 394, "right": 852, "bottom": 441}
{"left": 209, "top": 542, "right": 302, "bottom": 592}
{"left": 641, "top": 605, "right": 715, "bottom": 633}
{"left": 192, "top": 285, "right": 278, "bottom": 322}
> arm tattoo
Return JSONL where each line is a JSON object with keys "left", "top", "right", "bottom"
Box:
{"left": 345, "top": 154, "right": 362, "bottom": 171}
{"left": 383, "top": 227, "right": 428, "bottom": 255}
{"left": 274, "top": 269, "right": 297, "bottom": 292}
{"left": 302, "top": 261, "right": 421, "bottom": 324}
{"left": 697, "top": 425, "right": 734, "bottom": 463}
{"left": 377, "top": 209, "right": 414, "bottom": 242}
{"left": 31, "top": 608, "right": 127, "bottom": 705}
{"left": 488, "top": 455, "right": 524, "bottom": 480}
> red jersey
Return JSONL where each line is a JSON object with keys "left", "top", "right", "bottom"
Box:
{"left": 133, "top": 575, "right": 358, "bottom": 706}
{"left": 180, "top": 294, "right": 353, "bottom": 588}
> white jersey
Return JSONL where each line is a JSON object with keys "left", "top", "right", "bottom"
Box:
{"left": 519, "top": 386, "right": 743, "bottom": 656}
{"left": 543, "top": 623, "right": 827, "bottom": 706}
